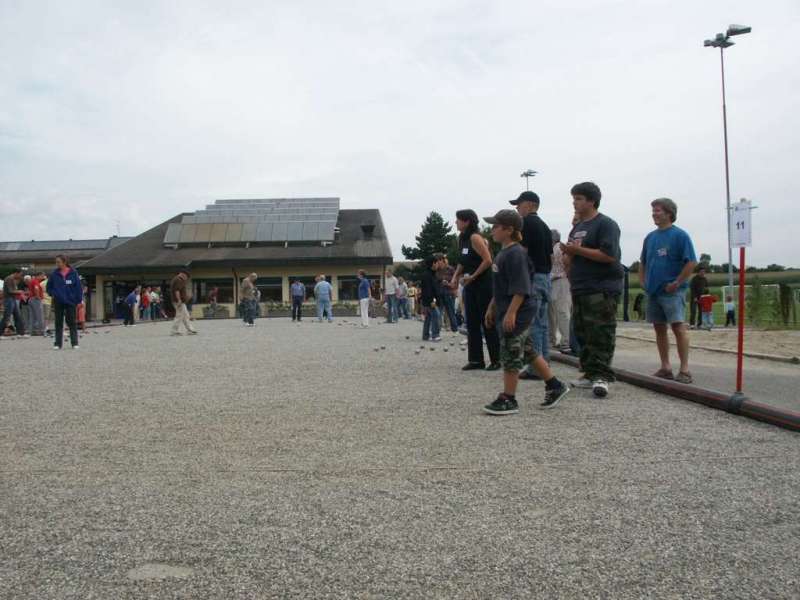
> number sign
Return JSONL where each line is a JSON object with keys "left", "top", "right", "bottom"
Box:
{"left": 730, "top": 199, "right": 752, "bottom": 248}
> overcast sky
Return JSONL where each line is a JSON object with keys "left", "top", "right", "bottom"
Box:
{"left": 1, "top": 1, "right": 798, "bottom": 267}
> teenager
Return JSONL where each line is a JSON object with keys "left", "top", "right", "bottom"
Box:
{"left": 450, "top": 209, "right": 500, "bottom": 371}
{"left": 46, "top": 255, "right": 83, "bottom": 349}
{"left": 482, "top": 210, "right": 569, "bottom": 414}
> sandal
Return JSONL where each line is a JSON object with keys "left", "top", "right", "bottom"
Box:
{"left": 653, "top": 368, "right": 674, "bottom": 380}
{"left": 676, "top": 371, "right": 693, "bottom": 384}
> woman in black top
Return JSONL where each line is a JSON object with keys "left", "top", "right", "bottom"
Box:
{"left": 450, "top": 209, "right": 501, "bottom": 370}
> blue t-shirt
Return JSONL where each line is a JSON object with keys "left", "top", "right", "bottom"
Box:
{"left": 640, "top": 225, "right": 697, "bottom": 295}
{"left": 314, "top": 280, "right": 332, "bottom": 300}
{"left": 290, "top": 282, "right": 305, "bottom": 298}
{"left": 358, "top": 278, "right": 371, "bottom": 300}
{"left": 125, "top": 291, "right": 138, "bottom": 306}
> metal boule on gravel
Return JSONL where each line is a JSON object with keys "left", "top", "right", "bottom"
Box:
{"left": 443, "top": 348, "right": 448, "bottom": 352}
{"left": 381, "top": 345, "right": 386, "bottom": 350}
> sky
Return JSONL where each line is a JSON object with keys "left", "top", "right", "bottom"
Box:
{"left": 1, "top": 0, "right": 798, "bottom": 267}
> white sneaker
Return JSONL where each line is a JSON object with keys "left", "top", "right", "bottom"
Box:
{"left": 22, "top": 334, "right": 31, "bottom": 338}
{"left": 592, "top": 380, "right": 609, "bottom": 398}
{"left": 52, "top": 345, "right": 61, "bottom": 350}
{"left": 570, "top": 377, "right": 593, "bottom": 389}
{"left": 432, "top": 336, "right": 442, "bottom": 342}
{"left": 71, "top": 345, "right": 80, "bottom": 350}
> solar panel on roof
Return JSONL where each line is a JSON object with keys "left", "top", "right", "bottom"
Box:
{"left": 210, "top": 223, "right": 228, "bottom": 242}
{"left": 302, "top": 222, "right": 320, "bottom": 241}
{"left": 164, "top": 224, "right": 182, "bottom": 244}
{"left": 287, "top": 222, "right": 303, "bottom": 241}
{"left": 179, "top": 225, "right": 197, "bottom": 243}
{"left": 255, "top": 222, "right": 273, "bottom": 242}
{"left": 195, "top": 224, "right": 212, "bottom": 243}
{"left": 225, "top": 224, "right": 243, "bottom": 242}
{"left": 241, "top": 223, "right": 257, "bottom": 241}
{"left": 272, "top": 222, "right": 288, "bottom": 241}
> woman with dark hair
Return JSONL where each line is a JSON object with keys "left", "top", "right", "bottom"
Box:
{"left": 46, "top": 254, "right": 83, "bottom": 349}
{"left": 450, "top": 209, "right": 500, "bottom": 370}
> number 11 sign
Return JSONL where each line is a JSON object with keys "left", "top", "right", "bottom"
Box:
{"left": 730, "top": 198, "right": 752, "bottom": 248}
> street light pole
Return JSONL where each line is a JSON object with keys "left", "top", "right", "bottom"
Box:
{"left": 705, "top": 24, "right": 750, "bottom": 295}
{"left": 520, "top": 169, "right": 537, "bottom": 191}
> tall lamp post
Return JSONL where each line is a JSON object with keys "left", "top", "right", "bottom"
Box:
{"left": 520, "top": 169, "right": 538, "bottom": 190}
{"left": 704, "top": 24, "right": 751, "bottom": 294}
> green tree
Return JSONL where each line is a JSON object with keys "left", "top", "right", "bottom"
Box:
{"left": 401, "top": 212, "right": 456, "bottom": 262}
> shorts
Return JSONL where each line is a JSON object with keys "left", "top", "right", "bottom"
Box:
{"left": 646, "top": 293, "right": 686, "bottom": 324}
{"left": 498, "top": 328, "right": 539, "bottom": 372}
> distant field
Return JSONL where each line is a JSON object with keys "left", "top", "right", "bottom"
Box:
{"left": 626, "top": 269, "right": 800, "bottom": 289}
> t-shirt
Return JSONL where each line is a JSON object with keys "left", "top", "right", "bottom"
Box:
{"left": 640, "top": 225, "right": 697, "bottom": 295}
{"left": 241, "top": 278, "right": 256, "bottom": 300}
{"left": 397, "top": 282, "right": 408, "bottom": 298}
{"left": 568, "top": 213, "right": 624, "bottom": 296}
{"left": 724, "top": 301, "right": 735, "bottom": 312}
{"left": 492, "top": 243, "right": 535, "bottom": 336}
{"left": 690, "top": 275, "right": 707, "bottom": 298}
{"left": 291, "top": 282, "right": 305, "bottom": 298}
{"left": 125, "top": 291, "right": 137, "bottom": 306}
{"left": 3, "top": 275, "right": 19, "bottom": 296}
{"left": 29, "top": 279, "right": 44, "bottom": 300}
{"left": 358, "top": 278, "right": 371, "bottom": 300}
{"left": 384, "top": 276, "right": 398, "bottom": 295}
{"left": 170, "top": 276, "right": 191, "bottom": 303}
{"left": 698, "top": 294, "right": 718, "bottom": 313}
{"left": 314, "top": 280, "right": 332, "bottom": 300}
{"left": 520, "top": 213, "right": 553, "bottom": 275}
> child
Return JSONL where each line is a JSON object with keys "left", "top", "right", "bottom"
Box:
{"left": 482, "top": 210, "right": 569, "bottom": 414}
{"left": 724, "top": 295, "right": 736, "bottom": 327}
{"left": 698, "top": 288, "right": 718, "bottom": 331}
{"left": 419, "top": 254, "right": 444, "bottom": 341}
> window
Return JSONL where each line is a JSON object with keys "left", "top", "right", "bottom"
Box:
{"left": 193, "top": 279, "right": 234, "bottom": 303}
{"left": 289, "top": 276, "right": 317, "bottom": 300}
{"left": 256, "top": 277, "right": 283, "bottom": 302}
{"left": 338, "top": 274, "right": 381, "bottom": 301}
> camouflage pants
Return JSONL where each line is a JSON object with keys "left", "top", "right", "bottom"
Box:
{"left": 572, "top": 292, "right": 618, "bottom": 381}
{"left": 498, "top": 327, "right": 539, "bottom": 373}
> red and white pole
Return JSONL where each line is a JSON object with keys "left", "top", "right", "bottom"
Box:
{"left": 735, "top": 246, "right": 746, "bottom": 393}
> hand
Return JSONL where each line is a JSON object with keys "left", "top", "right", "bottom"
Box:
{"left": 561, "top": 242, "right": 579, "bottom": 256}
{"left": 462, "top": 275, "right": 473, "bottom": 286}
{"left": 664, "top": 281, "right": 679, "bottom": 294}
{"left": 484, "top": 308, "right": 495, "bottom": 330}
{"left": 502, "top": 311, "right": 517, "bottom": 333}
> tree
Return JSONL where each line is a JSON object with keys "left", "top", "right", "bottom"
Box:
{"left": 628, "top": 260, "right": 640, "bottom": 272}
{"left": 401, "top": 212, "right": 457, "bottom": 262}
{"left": 699, "top": 253, "right": 712, "bottom": 264}
{"left": 766, "top": 264, "right": 786, "bottom": 272}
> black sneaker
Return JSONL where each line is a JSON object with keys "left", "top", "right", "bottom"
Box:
{"left": 462, "top": 362, "right": 486, "bottom": 371}
{"left": 485, "top": 362, "right": 502, "bottom": 371}
{"left": 483, "top": 394, "right": 519, "bottom": 415}
{"left": 540, "top": 384, "right": 570, "bottom": 409}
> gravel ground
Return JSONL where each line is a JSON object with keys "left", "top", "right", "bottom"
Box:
{"left": 2, "top": 317, "right": 799, "bottom": 599}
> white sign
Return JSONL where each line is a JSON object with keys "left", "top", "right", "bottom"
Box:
{"left": 730, "top": 199, "right": 752, "bottom": 248}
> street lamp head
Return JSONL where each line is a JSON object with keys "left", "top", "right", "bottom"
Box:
{"left": 704, "top": 33, "right": 734, "bottom": 49}
{"left": 520, "top": 169, "right": 537, "bottom": 178}
{"left": 727, "top": 24, "right": 751, "bottom": 37}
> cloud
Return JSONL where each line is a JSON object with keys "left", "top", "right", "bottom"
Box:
{"left": 1, "top": 0, "right": 798, "bottom": 267}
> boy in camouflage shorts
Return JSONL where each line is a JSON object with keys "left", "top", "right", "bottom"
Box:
{"left": 482, "top": 209, "right": 570, "bottom": 415}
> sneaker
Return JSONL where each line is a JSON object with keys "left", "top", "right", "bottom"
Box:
{"left": 485, "top": 362, "right": 502, "bottom": 371}
{"left": 71, "top": 345, "right": 80, "bottom": 350}
{"left": 592, "top": 380, "right": 609, "bottom": 398}
{"left": 22, "top": 334, "right": 31, "bottom": 338}
{"left": 540, "top": 384, "right": 570, "bottom": 409}
{"left": 462, "top": 362, "right": 485, "bottom": 371}
{"left": 52, "top": 345, "right": 61, "bottom": 350}
{"left": 170, "top": 332, "right": 183, "bottom": 336}
{"left": 570, "top": 377, "right": 593, "bottom": 389}
{"left": 187, "top": 330, "right": 198, "bottom": 335}
{"left": 483, "top": 394, "right": 519, "bottom": 415}
{"left": 432, "top": 336, "right": 442, "bottom": 342}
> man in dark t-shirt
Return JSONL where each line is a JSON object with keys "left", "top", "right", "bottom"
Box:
{"left": 689, "top": 267, "right": 707, "bottom": 329}
{"left": 562, "top": 182, "right": 623, "bottom": 398}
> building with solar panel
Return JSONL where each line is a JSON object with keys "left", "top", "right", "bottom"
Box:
{"left": 78, "top": 198, "right": 393, "bottom": 320}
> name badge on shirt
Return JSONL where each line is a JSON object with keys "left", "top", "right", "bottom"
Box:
{"left": 657, "top": 247, "right": 668, "bottom": 257}
{"left": 66, "top": 279, "right": 73, "bottom": 285}
{"left": 491, "top": 263, "right": 499, "bottom": 272}
{"left": 462, "top": 247, "right": 469, "bottom": 255}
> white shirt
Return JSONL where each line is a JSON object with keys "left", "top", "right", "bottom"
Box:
{"left": 384, "top": 276, "right": 398, "bottom": 295}
{"left": 551, "top": 243, "right": 567, "bottom": 280}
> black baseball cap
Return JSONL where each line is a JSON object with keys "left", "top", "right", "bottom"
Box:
{"left": 484, "top": 209, "right": 523, "bottom": 230}
{"left": 509, "top": 191, "right": 540, "bottom": 206}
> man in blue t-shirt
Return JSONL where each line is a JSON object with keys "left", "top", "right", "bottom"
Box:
{"left": 314, "top": 275, "right": 334, "bottom": 322}
{"left": 639, "top": 198, "right": 697, "bottom": 384}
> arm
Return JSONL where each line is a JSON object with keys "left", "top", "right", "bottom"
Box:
{"left": 484, "top": 298, "right": 497, "bottom": 329}
{"left": 466, "top": 233, "right": 493, "bottom": 283}
{"left": 665, "top": 261, "right": 697, "bottom": 294}
{"left": 450, "top": 264, "right": 463, "bottom": 288}
{"left": 563, "top": 244, "right": 616, "bottom": 263}
{"left": 502, "top": 294, "right": 525, "bottom": 333}
{"left": 638, "top": 261, "right": 646, "bottom": 292}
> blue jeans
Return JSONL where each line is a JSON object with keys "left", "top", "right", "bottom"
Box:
{"left": 701, "top": 311, "right": 714, "bottom": 329}
{"left": 423, "top": 306, "right": 441, "bottom": 340}
{"left": 386, "top": 295, "right": 397, "bottom": 322}
{"left": 528, "top": 273, "right": 550, "bottom": 359}
{"left": 243, "top": 299, "right": 256, "bottom": 324}
{"left": 1, "top": 296, "right": 24, "bottom": 335}
{"left": 317, "top": 298, "right": 333, "bottom": 321}
{"left": 441, "top": 294, "right": 458, "bottom": 332}
{"left": 398, "top": 297, "right": 410, "bottom": 319}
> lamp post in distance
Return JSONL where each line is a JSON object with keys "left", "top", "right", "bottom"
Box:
{"left": 520, "top": 169, "right": 538, "bottom": 191}
{"left": 704, "top": 23, "right": 751, "bottom": 294}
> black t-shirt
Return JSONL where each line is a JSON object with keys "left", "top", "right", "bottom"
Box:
{"left": 568, "top": 213, "right": 624, "bottom": 296}
{"left": 492, "top": 243, "right": 535, "bottom": 336}
{"left": 520, "top": 213, "right": 553, "bottom": 274}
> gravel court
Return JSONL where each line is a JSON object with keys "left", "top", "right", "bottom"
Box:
{"left": 1, "top": 317, "right": 798, "bottom": 599}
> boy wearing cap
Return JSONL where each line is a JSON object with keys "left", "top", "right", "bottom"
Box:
{"left": 483, "top": 210, "right": 570, "bottom": 414}
{"left": 639, "top": 198, "right": 697, "bottom": 383}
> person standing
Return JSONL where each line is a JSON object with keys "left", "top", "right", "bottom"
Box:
{"left": 124, "top": 286, "right": 139, "bottom": 326}
{"left": 548, "top": 230, "right": 572, "bottom": 352}
{"left": 562, "top": 182, "right": 624, "bottom": 398}
{"left": 510, "top": 191, "right": 553, "bottom": 363}
{"left": 437, "top": 258, "right": 459, "bottom": 332}
{"left": 481, "top": 210, "right": 570, "bottom": 414}
{"left": 208, "top": 286, "right": 219, "bottom": 313}
{"left": 397, "top": 277, "right": 410, "bottom": 320}
{"left": 639, "top": 198, "right": 698, "bottom": 384}
{"left": 724, "top": 295, "right": 736, "bottom": 327}
{"left": 170, "top": 269, "right": 197, "bottom": 336}
{"left": 384, "top": 269, "right": 399, "bottom": 323}
{"left": 357, "top": 270, "right": 372, "bottom": 327}
{"left": 240, "top": 273, "right": 258, "bottom": 327}
{"left": 450, "top": 209, "right": 501, "bottom": 371}
{"left": 140, "top": 286, "right": 151, "bottom": 321}
{"left": 698, "top": 289, "right": 718, "bottom": 330}
{"left": 314, "top": 275, "right": 334, "bottom": 322}
{"left": 290, "top": 279, "right": 306, "bottom": 322}
{"left": 0, "top": 268, "right": 27, "bottom": 339}
{"left": 28, "top": 272, "right": 46, "bottom": 336}
{"left": 689, "top": 267, "right": 708, "bottom": 329}
{"left": 420, "top": 255, "right": 444, "bottom": 342}
{"left": 46, "top": 255, "right": 83, "bottom": 349}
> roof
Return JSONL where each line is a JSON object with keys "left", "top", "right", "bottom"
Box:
{"left": 0, "top": 237, "right": 132, "bottom": 267}
{"left": 79, "top": 209, "right": 393, "bottom": 274}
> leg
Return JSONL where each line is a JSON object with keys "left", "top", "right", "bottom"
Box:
{"left": 0, "top": 297, "right": 13, "bottom": 335}
{"left": 576, "top": 293, "right": 618, "bottom": 382}
{"left": 548, "top": 296, "right": 558, "bottom": 348}
{"left": 422, "top": 308, "right": 431, "bottom": 340}
{"left": 672, "top": 322, "right": 690, "bottom": 374}
{"left": 475, "top": 278, "right": 500, "bottom": 364}
{"left": 54, "top": 302, "right": 65, "bottom": 347}
{"left": 431, "top": 307, "right": 441, "bottom": 338}
{"left": 463, "top": 284, "right": 485, "bottom": 365}
{"left": 653, "top": 323, "right": 671, "bottom": 371}
{"left": 65, "top": 304, "right": 78, "bottom": 346}
{"left": 532, "top": 273, "right": 550, "bottom": 359}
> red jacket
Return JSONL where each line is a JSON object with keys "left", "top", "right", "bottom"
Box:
{"left": 698, "top": 294, "right": 718, "bottom": 313}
